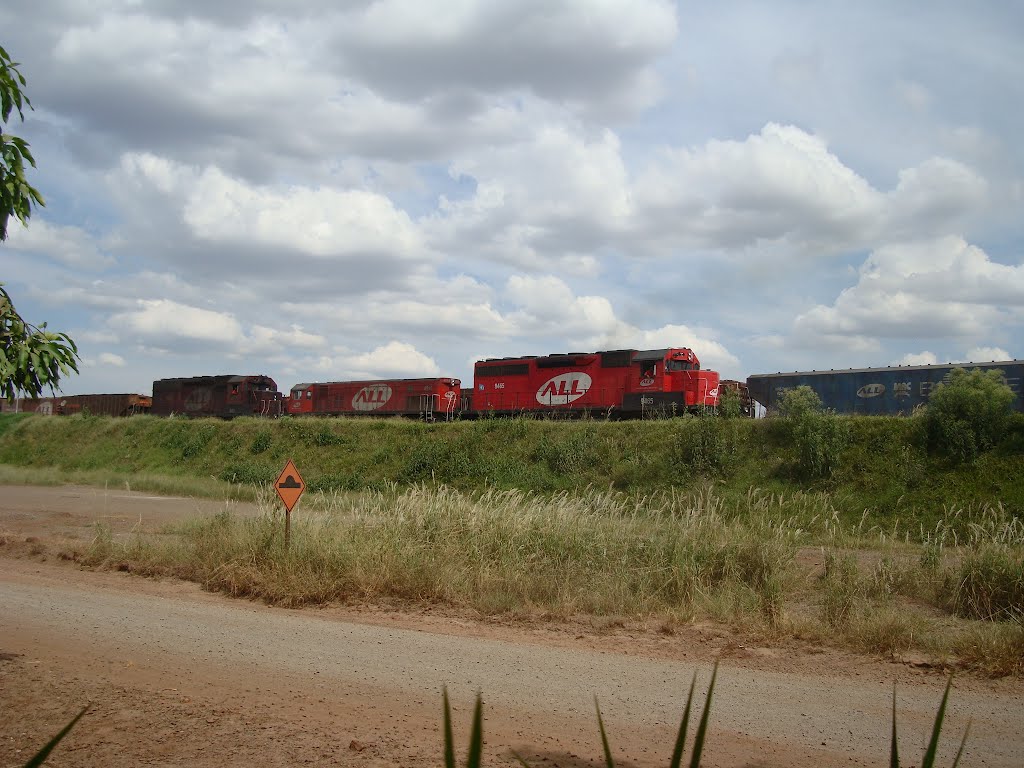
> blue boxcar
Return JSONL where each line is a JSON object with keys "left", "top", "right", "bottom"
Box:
{"left": 746, "top": 360, "right": 1024, "bottom": 415}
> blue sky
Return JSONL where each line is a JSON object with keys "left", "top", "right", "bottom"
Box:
{"left": 3, "top": 0, "right": 1022, "bottom": 396}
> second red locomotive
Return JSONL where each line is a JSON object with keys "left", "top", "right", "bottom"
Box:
{"left": 287, "top": 378, "right": 461, "bottom": 420}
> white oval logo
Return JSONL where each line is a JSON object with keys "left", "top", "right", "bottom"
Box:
{"left": 708, "top": 387, "right": 719, "bottom": 398}
{"left": 639, "top": 377, "right": 655, "bottom": 387}
{"left": 352, "top": 384, "right": 393, "bottom": 411}
{"left": 536, "top": 373, "right": 592, "bottom": 405}
{"left": 444, "top": 391, "right": 456, "bottom": 401}
{"left": 857, "top": 383, "right": 885, "bottom": 398}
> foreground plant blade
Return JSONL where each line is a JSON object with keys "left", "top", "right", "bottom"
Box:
{"left": 890, "top": 686, "right": 900, "bottom": 768}
{"left": 891, "top": 675, "right": 970, "bottom": 768}
{"left": 23, "top": 704, "right": 89, "bottom": 768}
{"left": 443, "top": 687, "right": 456, "bottom": 768}
{"left": 670, "top": 672, "right": 698, "bottom": 768}
{"left": 443, "top": 686, "right": 485, "bottom": 768}
{"left": 689, "top": 660, "right": 718, "bottom": 768}
{"left": 922, "top": 677, "right": 952, "bottom": 768}
{"left": 594, "top": 697, "right": 616, "bottom": 768}
{"left": 467, "top": 693, "right": 484, "bottom": 768}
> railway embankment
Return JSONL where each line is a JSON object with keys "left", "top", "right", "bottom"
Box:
{"left": 2, "top": 411, "right": 1022, "bottom": 675}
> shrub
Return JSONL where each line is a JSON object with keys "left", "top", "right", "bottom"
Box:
{"left": 776, "top": 385, "right": 823, "bottom": 420}
{"left": 717, "top": 385, "right": 742, "bottom": 419}
{"left": 924, "top": 368, "right": 1016, "bottom": 463}
{"left": 776, "top": 387, "right": 849, "bottom": 479}
{"left": 948, "top": 544, "right": 1024, "bottom": 621}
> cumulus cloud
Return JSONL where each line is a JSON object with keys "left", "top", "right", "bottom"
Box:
{"left": 333, "top": 0, "right": 677, "bottom": 114}
{"left": 98, "top": 352, "right": 126, "bottom": 367}
{"left": 961, "top": 346, "right": 1012, "bottom": 363}
{"left": 897, "top": 351, "right": 939, "bottom": 366}
{"left": 313, "top": 341, "right": 442, "bottom": 379}
{"left": 108, "top": 299, "right": 326, "bottom": 358}
{"left": 794, "top": 237, "right": 1024, "bottom": 345}
{"left": 5, "top": 219, "right": 115, "bottom": 270}
{"left": 497, "top": 275, "right": 740, "bottom": 374}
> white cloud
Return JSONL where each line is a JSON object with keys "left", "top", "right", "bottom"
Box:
{"left": 313, "top": 341, "right": 442, "bottom": 379}
{"left": 182, "top": 167, "right": 424, "bottom": 259}
{"left": 897, "top": 351, "right": 938, "bottom": 366}
{"left": 98, "top": 352, "right": 126, "bottom": 367}
{"left": 961, "top": 346, "right": 1012, "bottom": 363}
{"left": 335, "top": 0, "right": 677, "bottom": 113}
{"left": 794, "top": 237, "right": 1024, "bottom": 344}
{"left": 5, "top": 219, "right": 114, "bottom": 270}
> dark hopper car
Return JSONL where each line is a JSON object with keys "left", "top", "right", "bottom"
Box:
{"left": 151, "top": 374, "right": 282, "bottom": 418}
{"left": 746, "top": 360, "right": 1024, "bottom": 415}
{"left": 0, "top": 393, "right": 151, "bottom": 417}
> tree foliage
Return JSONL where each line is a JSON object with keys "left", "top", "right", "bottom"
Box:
{"left": 1, "top": 45, "right": 44, "bottom": 241}
{"left": 924, "top": 368, "right": 1016, "bottom": 463}
{"left": 1, "top": 284, "right": 79, "bottom": 401}
{"left": 1, "top": 45, "right": 79, "bottom": 400}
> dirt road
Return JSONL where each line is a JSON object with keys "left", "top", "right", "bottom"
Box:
{"left": 1, "top": 485, "right": 1021, "bottom": 767}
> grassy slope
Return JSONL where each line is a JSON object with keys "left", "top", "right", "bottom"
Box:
{"left": 0, "top": 412, "right": 1021, "bottom": 534}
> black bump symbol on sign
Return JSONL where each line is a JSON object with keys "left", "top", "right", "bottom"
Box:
{"left": 279, "top": 475, "right": 302, "bottom": 489}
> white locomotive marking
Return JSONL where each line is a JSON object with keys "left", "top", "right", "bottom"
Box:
{"left": 352, "top": 384, "right": 393, "bottom": 411}
{"left": 536, "top": 373, "right": 591, "bottom": 405}
{"left": 857, "top": 383, "right": 885, "bottom": 398}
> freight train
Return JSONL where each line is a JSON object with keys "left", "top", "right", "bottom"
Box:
{"left": 153, "top": 346, "right": 718, "bottom": 420}
{"left": 7, "top": 351, "right": 1021, "bottom": 420}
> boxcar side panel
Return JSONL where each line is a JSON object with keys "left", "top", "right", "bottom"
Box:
{"left": 747, "top": 361, "right": 1024, "bottom": 415}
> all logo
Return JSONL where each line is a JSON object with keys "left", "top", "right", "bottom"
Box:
{"left": 857, "top": 383, "right": 885, "bottom": 398}
{"left": 352, "top": 384, "right": 393, "bottom": 411}
{"left": 536, "top": 373, "right": 592, "bottom": 405}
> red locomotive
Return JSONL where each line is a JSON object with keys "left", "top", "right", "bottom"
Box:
{"left": 287, "top": 377, "right": 461, "bottom": 420}
{"left": 472, "top": 347, "right": 719, "bottom": 417}
{"left": 151, "top": 375, "right": 282, "bottom": 418}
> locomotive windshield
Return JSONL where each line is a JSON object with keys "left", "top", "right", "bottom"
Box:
{"left": 667, "top": 360, "right": 698, "bottom": 372}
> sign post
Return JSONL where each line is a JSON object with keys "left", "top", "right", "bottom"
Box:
{"left": 274, "top": 458, "right": 305, "bottom": 549}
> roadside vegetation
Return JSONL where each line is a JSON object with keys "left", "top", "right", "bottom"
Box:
{"left": 1, "top": 371, "right": 1021, "bottom": 676}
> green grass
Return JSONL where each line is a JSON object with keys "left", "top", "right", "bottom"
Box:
{"left": 2, "top": 412, "right": 1023, "bottom": 537}
{"left": 51, "top": 482, "right": 1024, "bottom": 676}
{"left": 3, "top": 411, "right": 1023, "bottom": 675}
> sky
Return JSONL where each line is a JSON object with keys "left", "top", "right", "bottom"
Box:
{"left": 3, "top": 0, "right": 1023, "bottom": 396}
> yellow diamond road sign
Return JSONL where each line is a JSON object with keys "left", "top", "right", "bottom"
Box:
{"left": 275, "top": 459, "right": 305, "bottom": 513}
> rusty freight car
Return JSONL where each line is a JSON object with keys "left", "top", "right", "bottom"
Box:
{"left": 151, "top": 375, "right": 282, "bottom": 418}
{"left": 1, "top": 393, "right": 151, "bottom": 416}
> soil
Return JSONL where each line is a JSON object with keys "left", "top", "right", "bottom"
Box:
{"left": 1, "top": 484, "right": 1022, "bottom": 767}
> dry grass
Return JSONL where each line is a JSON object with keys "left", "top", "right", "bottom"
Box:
{"left": 61, "top": 483, "right": 1024, "bottom": 676}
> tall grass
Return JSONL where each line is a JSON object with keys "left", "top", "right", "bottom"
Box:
{"left": 60, "top": 483, "right": 1024, "bottom": 675}
{"left": 76, "top": 484, "right": 797, "bottom": 620}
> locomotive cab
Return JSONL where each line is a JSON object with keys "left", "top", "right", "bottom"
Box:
{"left": 288, "top": 384, "right": 316, "bottom": 415}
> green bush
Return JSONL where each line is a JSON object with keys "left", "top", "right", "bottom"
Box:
{"left": 924, "top": 368, "right": 1016, "bottom": 463}
{"left": 717, "top": 386, "right": 742, "bottom": 419}
{"left": 776, "top": 386, "right": 849, "bottom": 479}
{"left": 948, "top": 544, "right": 1024, "bottom": 621}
